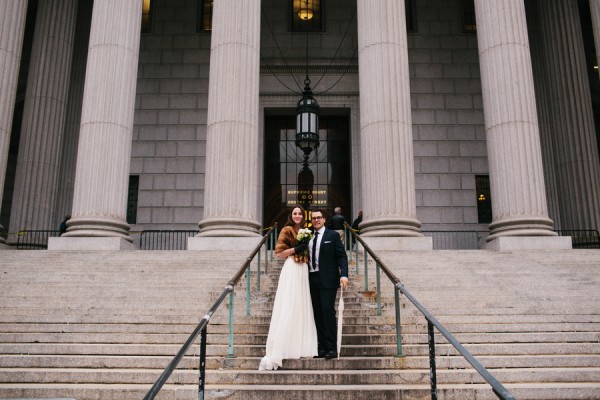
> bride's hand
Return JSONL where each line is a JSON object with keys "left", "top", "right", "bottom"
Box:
{"left": 275, "top": 248, "right": 294, "bottom": 259}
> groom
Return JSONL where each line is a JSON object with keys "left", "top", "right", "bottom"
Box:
{"left": 308, "top": 209, "right": 349, "bottom": 359}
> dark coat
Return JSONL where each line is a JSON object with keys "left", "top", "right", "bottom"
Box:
{"left": 315, "top": 228, "right": 348, "bottom": 289}
{"left": 328, "top": 213, "right": 345, "bottom": 230}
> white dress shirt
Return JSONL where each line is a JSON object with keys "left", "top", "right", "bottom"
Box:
{"left": 309, "top": 226, "right": 325, "bottom": 272}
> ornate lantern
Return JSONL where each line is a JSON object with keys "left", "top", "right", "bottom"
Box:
{"left": 296, "top": 78, "right": 320, "bottom": 161}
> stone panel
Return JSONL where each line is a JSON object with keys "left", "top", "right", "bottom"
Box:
{"left": 138, "top": 191, "right": 164, "bottom": 207}
{"left": 153, "top": 175, "right": 176, "bottom": 190}
{"left": 415, "top": 175, "right": 440, "bottom": 190}
{"left": 418, "top": 125, "right": 447, "bottom": 140}
{"left": 423, "top": 190, "right": 452, "bottom": 207}
{"left": 143, "top": 159, "right": 166, "bottom": 174}
{"left": 165, "top": 126, "right": 194, "bottom": 141}
{"left": 441, "top": 207, "right": 464, "bottom": 224}
{"left": 414, "top": 142, "right": 438, "bottom": 157}
{"left": 417, "top": 207, "right": 442, "bottom": 224}
{"left": 165, "top": 191, "right": 193, "bottom": 207}
{"left": 440, "top": 175, "right": 461, "bottom": 190}
{"left": 166, "top": 158, "right": 194, "bottom": 173}
{"left": 422, "top": 157, "right": 450, "bottom": 174}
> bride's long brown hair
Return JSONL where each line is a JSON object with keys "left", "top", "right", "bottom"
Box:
{"left": 284, "top": 204, "right": 306, "bottom": 228}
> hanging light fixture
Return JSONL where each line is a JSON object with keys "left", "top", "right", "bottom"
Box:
{"left": 296, "top": 79, "right": 320, "bottom": 161}
{"left": 297, "top": 0, "right": 316, "bottom": 21}
{"left": 295, "top": 0, "right": 320, "bottom": 163}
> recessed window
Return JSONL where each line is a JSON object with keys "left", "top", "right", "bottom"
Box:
{"left": 141, "top": 0, "right": 152, "bottom": 33}
{"left": 476, "top": 175, "right": 492, "bottom": 224}
{"left": 127, "top": 175, "right": 140, "bottom": 224}
{"left": 198, "top": 0, "right": 214, "bottom": 32}
{"left": 289, "top": 0, "right": 324, "bottom": 33}
{"left": 460, "top": 0, "right": 476, "bottom": 33}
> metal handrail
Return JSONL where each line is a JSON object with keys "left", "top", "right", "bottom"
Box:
{"left": 144, "top": 223, "right": 277, "bottom": 400}
{"left": 16, "top": 229, "right": 61, "bottom": 249}
{"left": 344, "top": 222, "right": 516, "bottom": 400}
{"left": 139, "top": 230, "right": 199, "bottom": 250}
{"left": 556, "top": 229, "right": 600, "bottom": 248}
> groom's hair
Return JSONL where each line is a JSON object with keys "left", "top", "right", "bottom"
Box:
{"left": 312, "top": 208, "right": 327, "bottom": 218}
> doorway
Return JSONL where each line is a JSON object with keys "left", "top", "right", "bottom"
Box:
{"left": 263, "top": 114, "right": 351, "bottom": 228}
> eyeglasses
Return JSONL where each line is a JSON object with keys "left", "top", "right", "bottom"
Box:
{"left": 311, "top": 216, "right": 323, "bottom": 221}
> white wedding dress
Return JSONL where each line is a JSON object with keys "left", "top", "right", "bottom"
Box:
{"left": 259, "top": 256, "right": 318, "bottom": 370}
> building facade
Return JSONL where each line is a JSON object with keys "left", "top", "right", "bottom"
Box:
{"left": 0, "top": 0, "right": 599, "bottom": 249}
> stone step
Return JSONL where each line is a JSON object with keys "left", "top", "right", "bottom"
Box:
{"left": 1, "top": 331, "right": 597, "bottom": 346}
{"left": 3, "top": 354, "right": 600, "bottom": 371}
{"left": 0, "top": 249, "right": 598, "bottom": 400}
{"left": 1, "top": 342, "right": 598, "bottom": 358}
{"left": 0, "top": 314, "right": 600, "bottom": 333}
{"left": 1, "top": 367, "right": 598, "bottom": 386}
{"left": 1, "top": 382, "right": 599, "bottom": 400}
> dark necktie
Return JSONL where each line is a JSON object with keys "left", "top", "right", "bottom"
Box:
{"left": 311, "top": 231, "right": 319, "bottom": 271}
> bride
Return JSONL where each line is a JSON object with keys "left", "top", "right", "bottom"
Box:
{"left": 259, "top": 205, "right": 318, "bottom": 370}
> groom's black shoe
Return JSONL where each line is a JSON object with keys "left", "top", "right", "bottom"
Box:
{"left": 314, "top": 351, "right": 326, "bottom": 359}
{"left": 324, "top": 351, "right": 337, "bottom": 360}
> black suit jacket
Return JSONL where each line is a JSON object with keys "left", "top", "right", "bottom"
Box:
{"left": 315, "top": 228, "right": 349, "bottom": 289}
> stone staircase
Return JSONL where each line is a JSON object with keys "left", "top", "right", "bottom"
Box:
{"left": 0, "top": 249, "right": 599, "bottom": 399}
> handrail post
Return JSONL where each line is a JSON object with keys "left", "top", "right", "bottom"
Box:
{"left": 394, "top": 287, "right": 404, "bottom": 357}
{"left": 364, "top": 250, "right": 369, "bottom": 291}
{"left": 344, "top": 225, "right": 348, "bottom": 251}
{"left": 257, "top": 249, "right": 261, "bottom": 291}
{"left": 427, "top": 321, "right": 438, "bottom": 400}
{"left": 198, "top": 326, "right": 207, "bottom": 400}
{"left": 348, "top": 229, "right": 353, "bottom": 263}
{"left": 227, "top": 290, "right": 235, "bottom": 358}
{"left": 246, "top": 264, "right": 251, "bottom": 317}
{"left": 355, "top": 239, "right": 359, "bottom": 273}
{"left": 270, "top": 228, "right": 275, "bottom": 262}
{"left": 264, "top": 237, "right": 269, "bottom": 275}
{"left": 376, "top": 262, "right": 382, "bottom": 316}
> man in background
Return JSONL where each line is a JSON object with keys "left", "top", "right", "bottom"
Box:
{"left": 351, "top": 209, "right": 363, "bottom": 247}
{"left": 328, "top": 207, "right": 346, "bottom": 244}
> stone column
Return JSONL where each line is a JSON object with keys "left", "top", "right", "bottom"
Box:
{"left": 190, "top": 0, "right": 262, "bottom": 250}
{"left": 536, "top": 0, "right": 600, "bottom": 232}
{"left": 474, "top": 0, "right": 569, "bottom": 250}
{"left": 8, "top": 0, "right": 77, "bottom": 239}
{"left": 356, "top": 0, "right": 430, "bottom": 250}
{"left": 0, "top": 0, "right": 28, "bottom": 245}
{"left": 590, "top": 0, "right": 600, "bottom": 79}
{"left": 50, "top": 0, "right": 142, "bottom": 250}
{"left": 55, "top": 0, "right": 93, "bottom": 225}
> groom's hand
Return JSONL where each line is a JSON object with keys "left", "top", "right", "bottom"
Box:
{"left": 340, "top": 277, "right": 349, "bottom": 290}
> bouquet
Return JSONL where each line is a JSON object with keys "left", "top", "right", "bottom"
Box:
{"left": 296, "top": 228, "right": 313, "bottom": 256}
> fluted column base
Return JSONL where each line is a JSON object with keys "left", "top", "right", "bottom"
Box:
{"left": 359, "top": 217, "right": 423, "bottom": 238}
{"left": 189, "top": 217, "right": 262, "bottom": 250}
{"left": 197, "top": 217, "right": 262, "bottom": 237}
{"left": 61, "top": 217, "right": 132, "bottom": 242}
{"left": 487, "top": 216, "right": 556, "bottom": 241}
{"left": 359, "top": 215, "right": 431, "bottom": 250}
